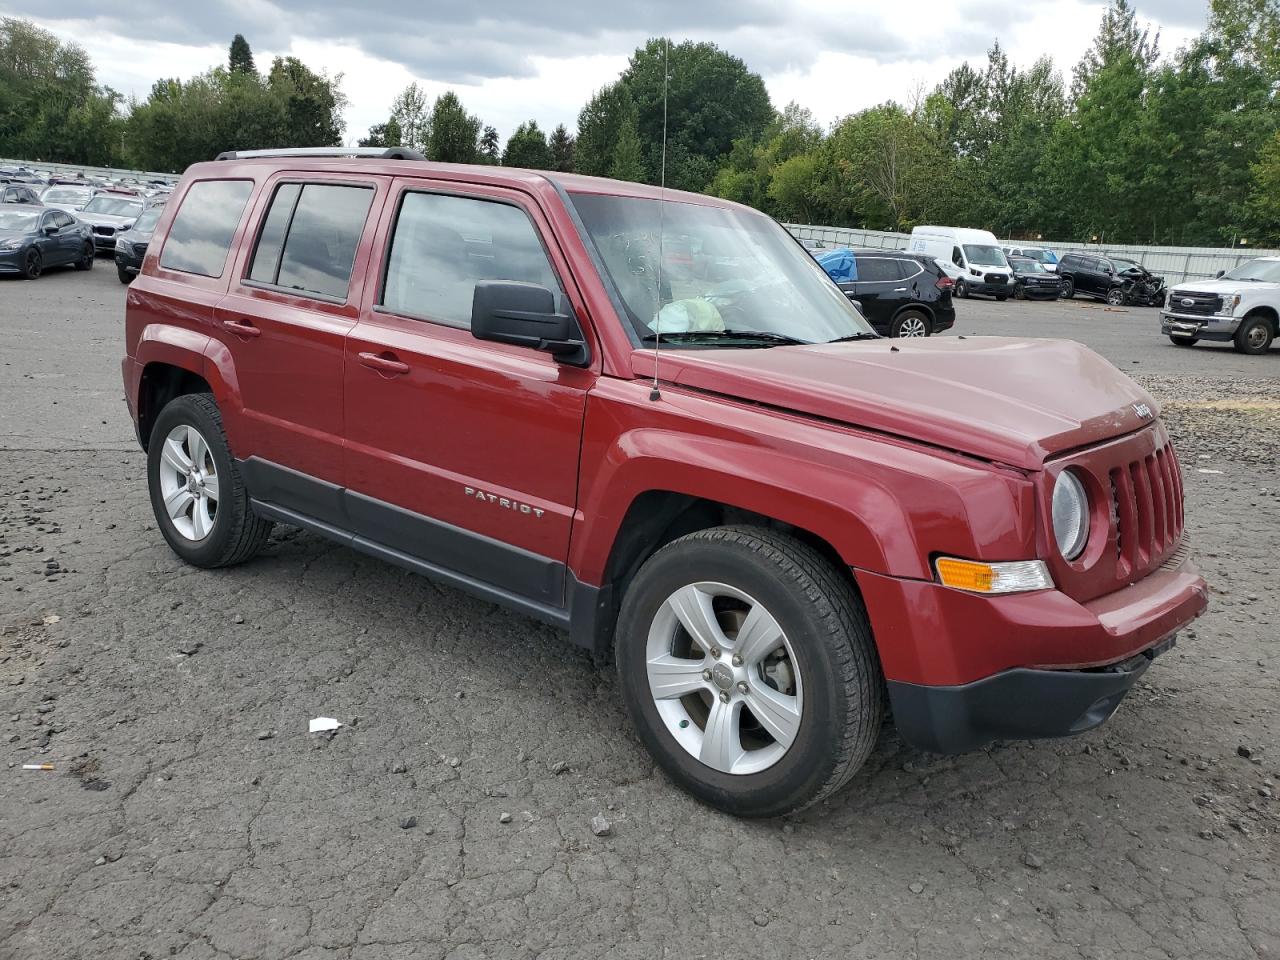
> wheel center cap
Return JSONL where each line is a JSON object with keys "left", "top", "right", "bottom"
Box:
{"left": 711, "top": 662, "right": 734, "bottom": 691}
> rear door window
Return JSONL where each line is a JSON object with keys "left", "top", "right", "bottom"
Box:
{"left": 160, "top": 179, "right": 253, "bottom": 278}
{"left": 248, "top": 183, "right": 374, "bottom": 300}
{"left": 856, "top": 257, "right": 902, "bottom": 282}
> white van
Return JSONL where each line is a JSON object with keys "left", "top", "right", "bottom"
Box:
{"left": 908, "top": 226, "right": 1013, "bottom": 299}
{"left": 1003, "top": 244, "right": 1060, "bottom": 273}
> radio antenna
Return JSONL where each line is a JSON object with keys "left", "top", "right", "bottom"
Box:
{"left": 649, "top": 37, "right": 670, "bottom": 403}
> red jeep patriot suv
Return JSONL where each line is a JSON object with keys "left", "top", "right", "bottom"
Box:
{"left": 122, "top": 148, "right": 1207, "bottom": 816}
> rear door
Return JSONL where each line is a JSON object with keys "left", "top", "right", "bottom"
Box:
{"left": 342, "top": 177, "right": 597, "bottom": 607}
{"left": 48, "top": 210, "right": 80, "bottom": 264}
{"left": 212, "top": 173, "right": 389, "bottom": 517}
{"left": 851, "top": 255, "right": 905, "bottom": 330}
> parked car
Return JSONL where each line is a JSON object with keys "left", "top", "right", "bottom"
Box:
{"left": 77, "top": 193, "right": 145, "bottom": 253}
{"left": 114, "top": 204, "right": 164, "bottom": 284}
{"left": 0, "top": 204, "right": 94, "bottom": 279}
{"left": 1161, "top": 257, "right": 1280, "bottom": 354}
{"left": 122, "top": 147, "right": 1205, "bottom": 817}
{"left": 1002, "top": 245, "right": 1059, "bottom": 273}
{"left": 40, "top": 184, "right": 96, "bottom": 213}
{"left": 908, "top": 226, "right": 1014, "bottom": 299}
{"left": 1058, "top": 253, "right": 1165, "bottom": 306}
{"left": 1008, "top": 256, "right": 1062, "bottom": 300}
{"left": 2, "top": 183, "right": 43, "bottom": 205}
{"left": 799, "top": 238, "right": 827, "bottom": 252}
{"left": 816, "top": 247, "right": 955, "bottom": 337}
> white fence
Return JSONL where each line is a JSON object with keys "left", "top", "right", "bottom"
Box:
{"left": 783, "top": 223, "right": 1278, "bottom": 287}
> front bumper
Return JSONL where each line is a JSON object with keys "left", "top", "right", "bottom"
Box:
{"left": 966, "top": 280, "right": 1011, "bottom": 297}
{"left": 115, "top": 249, "right": 144, "bottom": 273}
{"left": 0, "top": 249, "right": 25, "bottom": 273}
{"left": 856, "top": 552, "right": 1207, "bottom": 752}
{"left": 1161, "top": 311, "right": 1239, "bottom": 342}
{"left": 91, "top": 232, "right": 117, "bottom": 251}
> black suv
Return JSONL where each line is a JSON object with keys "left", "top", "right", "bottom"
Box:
{"left": 818, "top": 248, "right": 956, "bottom": 337}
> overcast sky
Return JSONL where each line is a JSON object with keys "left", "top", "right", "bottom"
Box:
{"left": 7, "top": 1, "right": 1209, "bottom": 145}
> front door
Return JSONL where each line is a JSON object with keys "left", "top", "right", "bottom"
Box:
{"left": 343, "top": 179, "right": 596, "bottom": 608}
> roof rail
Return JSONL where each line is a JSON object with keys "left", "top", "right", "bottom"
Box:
{"left": 214, "top": 147, "right": 427, "bottom": 162}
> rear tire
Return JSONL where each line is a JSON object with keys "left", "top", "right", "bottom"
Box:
{"left": 890, "top": 310, "right": 931, "bottom": 338}
{"left": 1233, "top": 315, "right": 1274, "bottom": 355}
{"left": 74, "top": 243, "right": 94, "bottom": 271}
{"left": 147, "top": 393, "right": 272, "bottom": 568}
{"left": 954, "top": 279, "right": 968, "bottom": 299}
{"left": 615, "top": 526, "right": 883, "bottom": 817}
{"left": 996, "top": 294, "right": 1008, "bottom": 302}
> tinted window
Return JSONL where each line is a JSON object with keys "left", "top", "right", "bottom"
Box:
{"left": 248, "top": 183, "right": 302, "bottom": 284}
{"left": 270, "top": 184, "right": 373, "bottom": 299}
{"left": 52, "top": 211, "right": 73, "bottom": 229}
{"left": 160, "top": 180, "right": 253, "bottom": 278}
{"left": 952, "top": 246, "right": 963, "bottom": 266}
{"left": 381, "top": 192, "right": 561, "bottom": 328}
{"left": 856, "top": 257, "right": 901, "bottom": 282}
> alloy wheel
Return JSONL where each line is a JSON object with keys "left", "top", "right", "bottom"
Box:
{"left": 157, "top": 424, "right": 220, "bottom": 541}
{"left": 645, "top": 581, "right": 803, "bottom": 775}
{"left": 897, "top": 315, "right": 928, "bottom": 337}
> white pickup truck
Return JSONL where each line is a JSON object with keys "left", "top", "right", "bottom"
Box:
{"left": 1161, "top": 257, "right": 1280, "bottom": 354}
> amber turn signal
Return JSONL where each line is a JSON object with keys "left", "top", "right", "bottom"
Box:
{"left": 934, "top": 557, "right": 1053, "bottom": 594}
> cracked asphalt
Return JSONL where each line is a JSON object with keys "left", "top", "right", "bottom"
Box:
{"left": 2, "top": 265, "right": 1278, "bottom": 960}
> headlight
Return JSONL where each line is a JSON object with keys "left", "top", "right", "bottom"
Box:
{"left": 1052, "top": 470, "right": 1090, "bottom": 561}
{"left": 970, "top": 267, "right": 981, "bottom": 277}
{"left": 1217, "top": 293, "right": 1241, "bottom": 316}
{"left": 115, "top": 238, "right": 127, "bottom": 251}
{"left": 0, "top": 237, "right": 24, "bottom": 250}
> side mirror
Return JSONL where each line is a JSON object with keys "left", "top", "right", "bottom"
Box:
{"left": 42, "top": 224, "right": 57, "bottom": 235}
{"left": 471, "top": 280, "right": 588, "bottom": 366}
{"left": 1214, "top": 269, "right": 1226, "bottom": 279}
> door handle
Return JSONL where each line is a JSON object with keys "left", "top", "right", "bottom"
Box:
{"left": 893, "top": 287, "right": 907, "bottom": 292}
{"left": 358, "top": 351, "right": 410, "bottom": 376}
{"left": 220, "top": 319, "right": 261, "bottom": 338}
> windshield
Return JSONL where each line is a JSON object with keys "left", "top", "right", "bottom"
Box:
{"left": 1019, "top": 247, "right": 1057, "bottom": 264}
{"left": 82, "top": 196, "right": 143, "bottom": 217}
{"left": 1012, "top": 259, "right": 1046, "bottom": 273}
{"left": 131, "top": 206, "right": 163, "bottom": 232}
{"left": 43, "top": 187, "right": 92, "bottom": 203}
{"left": 1112, "top": 258, "right": 1143, "bottom": 272}
{"left": 0, "top": 210, "right": 38, "bottom": 232}
{"left": 963, "top": 244, "right": 1008, "bottom": 267}
{"left": 1222, "top": 259, "right": 1280, "bottom": 283}
{"left": 569, "top": 193, "right": 875, "bottom": 346}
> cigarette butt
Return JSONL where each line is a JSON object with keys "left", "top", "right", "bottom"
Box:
{"left": 22, "top": 763, "right": 54, "bottom": 771}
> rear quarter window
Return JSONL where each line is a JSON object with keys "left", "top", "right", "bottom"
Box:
{"left": 159, "top": 179, "right": 253, "bottom": 278}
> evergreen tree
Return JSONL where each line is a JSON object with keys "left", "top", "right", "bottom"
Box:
{"left": 479, "top": 125, "right": 500, "bottom": 163}
{"left": 427, "top": 91, "right": 481, "bottom": 163}
{"left": 358, "top": 117, "right": 402, "bottom": 148}
{"left": 609, "top": 101, "right": 644, "bottom": 182}
{"left": 502, "top": 120, "right": 552, "bottom": 169}
{"left": 549, "top": 123, "right": 575, "bottom": 172}
{"left": 228, "top": 34, "right": 256, "bottom": 76}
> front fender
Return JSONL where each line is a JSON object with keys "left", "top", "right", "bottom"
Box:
{"left": 570, "top": 381, "right": 1038, "bottom": 585}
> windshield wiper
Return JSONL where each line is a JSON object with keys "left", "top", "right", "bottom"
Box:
{"left": 826, "top": 332, "right": 880, "bottom": 343}
{"left": 642, "top": 330, "right": 811, "bottom": 346}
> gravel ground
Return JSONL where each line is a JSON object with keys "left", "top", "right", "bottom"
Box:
{"left": 1, "top": 266, "right": 1278, "bottom": 960}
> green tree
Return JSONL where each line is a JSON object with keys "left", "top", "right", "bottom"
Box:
{"left": 228, "top": 34, "right": 256, "bottom": 75}
{"left": 576, "top": 81, "right": 632, "bottom": 175}
{"left": 549, "top": 123, "right": 575, "bottom": 172}
{"left": 609, "top": 101, "right": 644, "bottom": 182}
{"left": 390, "top": 82, "right": 430, "bottom": 152}
{"left": 479, "top": 125, "right": 500, "bottom": 163}
{"left": 358, "top": 117, "right": 402, "bottom": 148}
{"left": 502, "top": 120, "right": 552, "bottom": 169}
{"left": 1246, "top": 129, "right": 1280, "bottom": 242}
{"left": 266, "top": 56, "right": 345, "bottom": 147}
{"left": 427, "top": 91, "right": 481, "bottom": 162}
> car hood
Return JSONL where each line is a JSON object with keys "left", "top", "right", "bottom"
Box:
{"left": 0, "top": 229, "right": 35, "bottom": 242}
{"left": 1172, "top": 277, "right": 1280, "bottom": 293}
{"left": 78, "top": 212, "right": 137, "bottom": 227}
{"left": 631, "top": 336, "right": 1158, "bottom": 470}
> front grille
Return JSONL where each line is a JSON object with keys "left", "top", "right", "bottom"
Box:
{"left": 93, "top": 225, "right": 115, "bottom": 237}
{"left": 1168, "top": 290, "right": 1219, "bottom": 316}
{"left": 984, "top": 273, "right": 1007, "bottom": 284}
{"left": 1108, "top": 440, "right": 1184, "bottom": 580}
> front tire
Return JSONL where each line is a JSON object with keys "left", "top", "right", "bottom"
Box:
{"left": 890, "top": 310, "right": 931, "bottom": 338}
{"left": 1169, "top": 335, "right": 1199, "bottom": 347}
{"left": 20, "top": 249, "right": 41, "bottom": 280}
{"left": 615, "top": 526, "right": 883, "bottom": 817}
{"left": 1106, "top": 287, "right": 1126, "bottom": 306}
{"left": 147, "top": 393, "right": 272, "bottom": 568}
{"left": 1233, "top": 315, "right": 1274, "bottom": 355}
{"left": 117, "top": 264, "right": 133, "bottom": 284}
{"left": 1062, "top": 279, "right": 1075, "bottom": 299}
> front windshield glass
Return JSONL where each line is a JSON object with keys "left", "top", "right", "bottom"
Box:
{"left": 1020, "top": 247, "right": 1056, "bottom": 264}
{"left": 1222, "top": 259, "right": 1280, "bottom": 283}
{"left": 132, "top": 206, "right": 163, "bottom": 232}
{"left": 43, "top": 187, "right": 92, "bottom": 203}
{"left": 82, "top": 196, "right": 143, "bottom": 217}
{"left": 569, "top": 193, "right": 875, "bottom": 346}
{"left": 1112, "top": 258, "right": 1143, "bottom": 272}
{"left": 0, "top": 210, "right": 38, "bottom": 232}
{"left": 963, "top": 244, "right": 1008, "bottom": 267}
{"left": 1013, "top": 259, "right": 1046, "bottom": 273}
